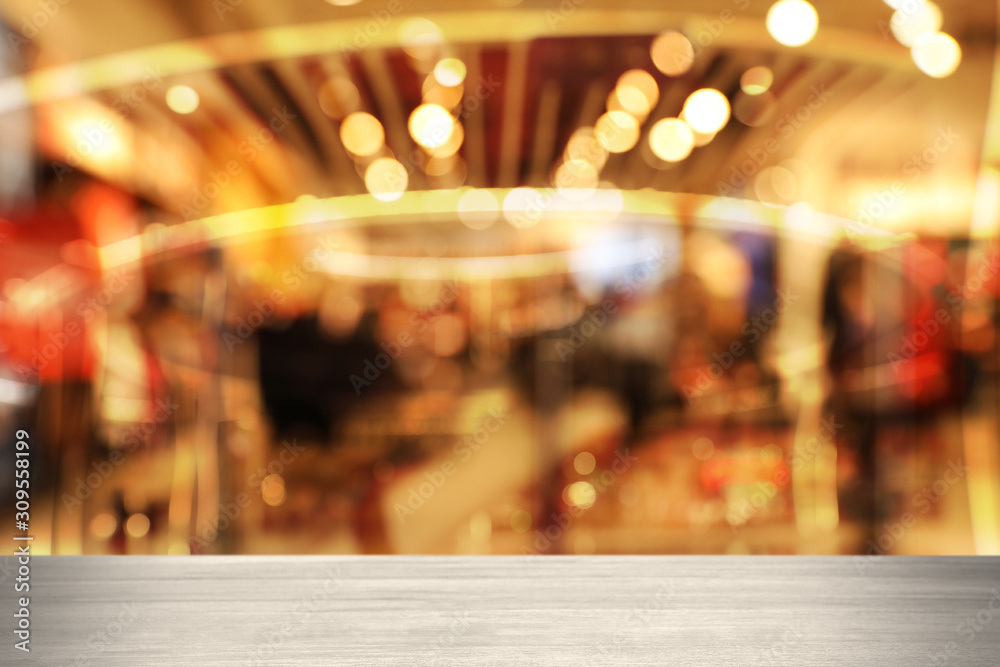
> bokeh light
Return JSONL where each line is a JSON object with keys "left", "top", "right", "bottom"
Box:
{"left": 409, "top": 103, "right": 455, "bottom": 149}
{"left": 564, "top": 481, "right": 597, "bottom": 509}
{"left": 649, "top": 117, "right": 695, "bottom": 162}
{"left": 457, "top": 188, "right": 500, "bottom": 229}
{"left": 364, "top": 157, "right": 408, "bottom": 202}
{"left": 399, "top": 17, "right": 444, "bottom": 61}
{"left": 740, "top": 67, "right": 774, "bottom": 95}
{"left": 574, "top": 451, "right": 597, "bottom": 475}
{"left": 565, "top": 127, "right": 609, "bottom": 171}
{"left": 912, "top": 31, "right": 962, "bottom": 78}
{"left": 165, "top": 85, "right": 199, "bottom": 114}
{"left": 595, "top": 110, "right": 640, "bottom": 153}
{"left": 433, "top": 58, "right": 467, "bottom": 87}
{"left": 90, "top": 513, "right": 117, "bottom": 539}
{"left": 125, "top": 513, "right": 150, "bottom": 538}
{"left": 651, "top": 31, "right": 695, "bottom": 77}
{"left": 681, "top": 89, "right": 731, "bottom": 134}
{"left": 317, "top": 77, "right": 360, "bottom": 120}
{"left": 890, "top": 1, "right": 942, "bottom": 47}
{"left": 510, "top": 510, "right": 532, "bottom": 533}
{"left": 766, "top": 0, "right": 819, "bottom": 47}
{"left": 614, "top": 69, "right": 659, "bottom": 118}
{"left": 340, "top": 112, "right": 385, "bottom": 157}
{"left": 261, "top": 473, "right": 287, "bottom": 507}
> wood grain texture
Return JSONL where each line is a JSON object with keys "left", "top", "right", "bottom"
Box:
{"left": 3, "top": 556, "right": 999, "bottom": 665}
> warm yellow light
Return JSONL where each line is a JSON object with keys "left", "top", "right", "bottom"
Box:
{"left": 564, "top": 481, "right": 596, "bottom": 509}
{"left": 681, "top": 88, "right": 730, "bottom": 134}
{"left": 608, "top": 86, "right": 647, "bottom": 119}
{"left": 740, "top": 67, "right": 774, "bottom": 95}
{"left": 63, "top": 113, "right": 128, "bottom": 164}
{"left": 766, "top": 0, "right": 819, "bottom": 47}
{"left": 734, "top": 91, "right": 778, "bottom": 127}
{"left": 426, "top": 121, "right": 464, "bottom": 158}
{"left": 261, "top": 473, "right": 286, "bottom": 507}
{"left": 424, "top": 153, "right": 458, "bottom": 177}
{"left": 911, "top": 31, "right": 961, "bottom": 78}
{"left": 433, "top": 58, "right": 467, "bottom": 87}
{"left": 317, "top": 76, "right": 360, "bottom": 120}
{"left": 595, "top": 110, "right": 640, "bottom": 153}
{"left": 365, "top": 157, "right": 408, "bottom": 202}
{"left": 423, "top": 73, "right": 464, "bottom": 109}
{"left": 554, "top": 159, "right": 599, "bottom": 198}
{"left": 399, "top": 18, "right": 443, "bottom": 60}
{"left": 890, "top": 1, "right": 942, "bottom": 47}
{"left": 427, "top": 155, "right": 467, "bottom": 188}
{"left": 565, "top": 127, "right": 608, "bottom": 171}
{"left": 470, "top": 511, "right": 492, "bottom": 543}
{"left": 457, "top": 188, "right": 500, "bottom": 229}
{"left": 165, "top": 85, "right": 199, "bottom": 114}
{"left": 651, "top": 31, "right": 695, "bottom": 77}
{"left": 409, "top": 103, "right": 455, "bottom": 149}
{"left": 574, "top": 533, "right": 597, "bottom": 554}
{"left": 754, "top": 165, "right": 799, "bottom": 205}
{"left": 125, "top": 513, "right": 150, "bottom": 538}
{"left": 692, "top": 128, "right": 717, "bottom": 147}
{"left": 692, "top": 437, "right": 715, "bottom": 461}
{"left": 574, "top": 452, "right": 597, "bottom": 475}
{"left": 510, "top": 510, "right": 532, "bottom": 533}
{"left": 502, "top": 187, "right": 544, "bottom": 228}
{"left": 340, "top": 112, "right": 385, "bottom": 157}
{"left": 649, "top": 117, "right": 695, "bottom": 162}
{"left": 90, "top": 513, "right": 117, "bottom": 539}
{"left": 615, "top": 69, "right": 659, "bottom": 117}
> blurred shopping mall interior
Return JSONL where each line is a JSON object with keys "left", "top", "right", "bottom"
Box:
{"left": 1, "top": 0, "right": 999, "bottom": 555}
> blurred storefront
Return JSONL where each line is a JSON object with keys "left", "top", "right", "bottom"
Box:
{"left": 0, "top": 0, "right": 999, "bottom": 556}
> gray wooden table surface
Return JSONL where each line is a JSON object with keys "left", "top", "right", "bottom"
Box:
{"left": 2, "top": 555, "right": 999, "bottom": 665}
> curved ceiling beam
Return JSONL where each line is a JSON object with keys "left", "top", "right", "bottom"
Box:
{"left": 88, "top": 188, "right": 904, "bottom": 278}
{"left": 0, "top": 9, "right": 914, "bottom": 113}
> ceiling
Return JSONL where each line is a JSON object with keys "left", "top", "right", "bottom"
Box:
{"left": 0, "top": 0, "right": 996, "bottom": 237}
